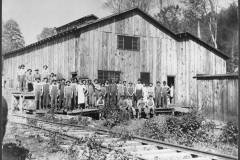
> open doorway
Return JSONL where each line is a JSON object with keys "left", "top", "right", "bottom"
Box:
{"left": 167, "top": 76, "right": 175, "bottom": 104}
{"left": 140, "top": 72, "right": 150, "bottom": 85}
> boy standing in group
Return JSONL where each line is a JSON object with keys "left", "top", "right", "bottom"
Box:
{"left": 64, "top": 80, "right": 73, "bottom": 111}
{"left": 42, "top": 77, "right": 50, "bottom": 109}
{"left": 50, "top": 80, "right": 59, "bottom": 113}
{"left": 34, "top": 78, "right": 43, "bottom": 110}
{"left": 162, "top": 81, "right": 170, "bottom": 108}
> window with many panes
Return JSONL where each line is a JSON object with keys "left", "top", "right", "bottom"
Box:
{"left": 117, "top": 35, "right": 140, "bottom": 51}
{"left": 98, "top": 70, "right": 121, "bottom": 83}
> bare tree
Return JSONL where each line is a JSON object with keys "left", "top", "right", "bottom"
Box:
{"left": 103, "top": 0, "right": 155, "bottom": 13}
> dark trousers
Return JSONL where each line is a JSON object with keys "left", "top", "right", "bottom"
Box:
{"left": 27, "top": 82, "right": 33, "bottom": 92}
{"left": 19, "top": 75, "right": 26, "bottom": 92}
{"left": 71, "top": 94, "right": 77, "bottom": 110}
{"left": 35, "top": 91, "right": 41, "bottom": 110}
{"left": 65, "top": 95, "right": 72, "bottom": 110}
{"left": 42, "top": 93, "right": 49, "bottom": 109}
{"left": 50, "top": 95, "right": 58, "bottom": 112}
{"left": 59, "top": 94, "right": 64, "bottom": 109}
{"left": 163, "top": 94, "right": 168, "bottom": 108}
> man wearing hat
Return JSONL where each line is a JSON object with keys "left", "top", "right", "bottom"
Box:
{"left": 18, "top": 64, "right": 26, "bottom": 92}
{"left": 33, "top": 69, "right": 41, "bottom": 81}
{"left": 64, "top": 80, "right": 73, "bottom": 111}
{"left": 26, "top": 69, "right": 33, "bottom": 92}
{"left": 42, "top": 65, "right": 49, "bottom": 79}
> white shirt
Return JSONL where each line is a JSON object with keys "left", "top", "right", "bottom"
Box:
{"left": 42, "top": 69, "right": 49, "bottom": 78}
{"left": 135, "top": 83, "right": 143, "bottom": 90}
{"left": 170, "top": 86, "right": 174, "bottom": 97}
{"left": 18, "top": 69, "right": 26, "bottom": 76}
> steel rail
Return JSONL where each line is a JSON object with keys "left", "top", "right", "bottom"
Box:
{"left": 11, "top": 114, "right": 238, "bottom": 160}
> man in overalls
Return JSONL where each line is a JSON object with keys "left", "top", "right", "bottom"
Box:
{"left": 34, "top": 78, "right": 43, "bottom": 110}
{"left": 50, "top": 80, "right": 59, "bottom": 113}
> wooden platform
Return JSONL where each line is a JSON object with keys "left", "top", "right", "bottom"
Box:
{"left": 67, "top": 108, "right": 99, "bottom": 115}
{"left": 155, "top": 108, "right": 174, "bottom": 115}
{"left": 55, "top": 108, "right": 100, "bottom": 119}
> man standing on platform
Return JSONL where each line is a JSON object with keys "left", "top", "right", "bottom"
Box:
{"left": 34, "top": 77, "right": 43, "bottom": 110}
{"left": 135, "top": 79, "right": 143, "bottom": 103}
{"left": 110, "top": 79, "right": 118, "bottom": 106}
{"left": 59, "top": 78, "right": 66, "bottom": 110}
{"left": 50, "top": 80, "right": 59, "bottom": 113}
{"left": 154, "top": 81, "right": 162, "bottom": 108}
{"left": 162, "top": 81, "right": 170, "bottom": 108}
{"left": 18, "top": 64, "right": 26, "bottom": 92}
{"left": 26, "top": 69, "right": 34, "bottom": 92}
{"left": 71, "top": 78, "right": 78, "bottom": 109}
{"left": 64, "top": 80, "right": 73, "bottom": 111}
{"left": 42, "top": 77, "right": 50, "bottom": 109}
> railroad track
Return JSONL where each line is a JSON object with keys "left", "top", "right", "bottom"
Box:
{"left": 10, "top": 114, "right": 238, "bottom": 160}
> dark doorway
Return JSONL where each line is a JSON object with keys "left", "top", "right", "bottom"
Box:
{"left": 140, "top": 72, "right": 150, "bottom": 85}
{"left": 167, "top": 76, "right": 175, "bottom": 87}
{"left": 167, "top": 76, "right": 175, "bottom": 104}
{"left": 71, "top": 72, "right": 78, "bottom": 79}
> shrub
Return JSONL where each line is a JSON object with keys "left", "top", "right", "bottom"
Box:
{"left": 219, "top": 121, "right": 238, "bottom": 145}
{"left": 141, "top": 116, "right": 167, "bottom": 141}
{"left": 103, "top": 108, "right": 129, "bottom": 128}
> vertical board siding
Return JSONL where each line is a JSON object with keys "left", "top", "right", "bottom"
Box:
{"left": 197, "top": 78, "right": 238, "bottom": 122}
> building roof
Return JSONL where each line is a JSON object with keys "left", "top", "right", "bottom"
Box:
{"left": 56, "top": 14, "right": 98, "bottom": 33}
{"left": 4, "top": 7, "right": 230, "bottom": 60}
{"left": 193, "top": 73, "right": 238, "bottom": 79}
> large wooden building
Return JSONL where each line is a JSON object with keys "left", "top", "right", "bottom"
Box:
{"left": 3, "top": 8, "right": 229, "bottom": 106}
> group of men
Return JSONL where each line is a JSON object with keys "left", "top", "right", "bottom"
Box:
{"left": 16, "top": 64, "right": 174, "bottom": 117}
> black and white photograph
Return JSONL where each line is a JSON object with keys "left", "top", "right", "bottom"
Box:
{"left": 1, "top": 0, "right": 239, "bottom": 159}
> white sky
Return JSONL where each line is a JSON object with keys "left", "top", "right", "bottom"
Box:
{"left": 3, "top": 0, "right": 237, "bottom": 45}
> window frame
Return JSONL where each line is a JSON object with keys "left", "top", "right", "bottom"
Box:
{"left": 98, "top": 70, "right": 121, "bottom": 83}
{"left": 117, "top": 35, "right": 140, "bottom": 51}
